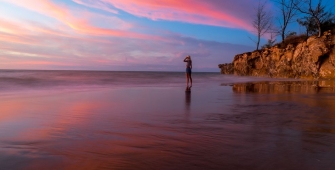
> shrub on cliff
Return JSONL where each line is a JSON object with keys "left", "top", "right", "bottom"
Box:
{"left": 276, "top": 34, "right": 307, "bottom": 49}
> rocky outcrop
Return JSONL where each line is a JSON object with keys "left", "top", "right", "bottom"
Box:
{"left": 219, "top": 30, "right": 335, "bottom": 79}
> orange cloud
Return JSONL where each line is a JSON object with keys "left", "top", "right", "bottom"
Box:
{"left": 0, "top": 34, "right": 35, "bottom": 46}
{"left": 0, "top": 19, "right": 28, "bottom": 34}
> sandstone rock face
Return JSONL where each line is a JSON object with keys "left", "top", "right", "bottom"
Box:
{"left": 219, "top": 31, "right": 335, "bottom": 79}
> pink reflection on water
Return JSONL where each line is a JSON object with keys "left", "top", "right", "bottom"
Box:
{"left": 0, "top": 84, "right": 335, "bottom": 169}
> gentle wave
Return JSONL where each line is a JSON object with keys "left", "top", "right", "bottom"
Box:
{"left": 0, "top": 70, "right": 317, "bottom": 93}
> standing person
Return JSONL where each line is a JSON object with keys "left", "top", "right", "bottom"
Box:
{"left": 183, "top": 55, "right": 192, "bottom": 90}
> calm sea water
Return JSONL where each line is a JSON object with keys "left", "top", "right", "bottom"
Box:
{"left": 0, "top": 70, "right": 222, "bottom": 91}
{"left": 0, "top": 70, "right": 335, "bottom": 170}
{"left": 0, "top": 70, "right": 296, "bottom": 91}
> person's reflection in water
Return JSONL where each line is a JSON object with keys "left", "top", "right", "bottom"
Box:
{"left": 185, "top": 86, "right": 191, "bottom": 119}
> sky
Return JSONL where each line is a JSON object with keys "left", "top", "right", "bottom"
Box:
{"left": 0, "top": 0, "right": 334, "bottom": 72}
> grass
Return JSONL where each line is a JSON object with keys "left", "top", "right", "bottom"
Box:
{"left": 275, "top": 34, "right": 308, "bottom": 49}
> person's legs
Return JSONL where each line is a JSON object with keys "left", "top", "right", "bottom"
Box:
{"left": 186, "top": 68, "right": 192, "bottom": 87}
{"left": 189, "top": 73, "right": 192, "bottom": 86}
{"left": 186, "top": 73, "right": 190, "bottom": 86}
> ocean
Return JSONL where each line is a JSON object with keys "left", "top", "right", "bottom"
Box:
{"left": 0, "top": 70, "right": 217, "bottom": 91}
{"left": 0, "top": 70, "right": 335, "bottom": 169}
{"left": 0, "top": 70, "right": 279, "bottom": 91}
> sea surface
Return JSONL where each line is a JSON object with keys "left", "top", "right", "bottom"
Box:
{"left": 0, "top": 70, "right": 335, "bottom": 170}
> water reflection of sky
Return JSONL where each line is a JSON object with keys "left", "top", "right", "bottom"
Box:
{"left": 0, "top": 83, "right": 335, "bottom": 169}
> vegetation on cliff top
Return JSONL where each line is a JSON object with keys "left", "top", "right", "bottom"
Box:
{"left": 251, "top": 0, "right": 335, "bottom": 51}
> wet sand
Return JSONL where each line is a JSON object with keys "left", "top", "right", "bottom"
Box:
{"left": 0, "top": 81, "right": 335, "bottom": 170}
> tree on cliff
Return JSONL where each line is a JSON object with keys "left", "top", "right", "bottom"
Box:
{"left": 294, "top": 0, "right": 334, "bottom": 37}
{"left": 252, "top": 0, "right": 274, "bottom": 50}
{"left": 297, "top": 10, "right": 335, "bottom": 37}
{"left": 272, "top": 0, "right": 299, "bottom": 42}
{"left": 262, "top": 32, "right": 277, "bottom": 48}
{"left": 297, "top": 16, "right": 317, "bottom": 37}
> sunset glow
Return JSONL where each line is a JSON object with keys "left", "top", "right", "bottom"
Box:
{"left": 0, "top": 0, "right": 324, "bottom": 71}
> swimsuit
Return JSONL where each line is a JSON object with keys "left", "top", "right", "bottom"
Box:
{"left": 185, "top": 59, "right": 192, "bottom": 74}
{"left": 186, "top": 67, "right": 192, "bottom": 74}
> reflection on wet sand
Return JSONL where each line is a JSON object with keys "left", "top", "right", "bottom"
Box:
{"left": 184, "top": 89, "right": 191, "bottom": 119}
{"left": 223, "top": 81, "right": 335, "bottom": 133}
{"left": 185, "top": 91, "right": 191, "bottom": 106}
{"left": 0, "top": 84, "right": 335, "bottom": 169}
{"left": 224, "top": 80, "right": 335, "bottom": 94}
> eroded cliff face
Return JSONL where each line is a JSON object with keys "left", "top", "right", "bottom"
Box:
{"left": 219, "top": 31, "right": 335, "bottom": 79}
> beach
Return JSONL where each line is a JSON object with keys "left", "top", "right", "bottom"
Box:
{"left": 0, "top": 70, "right": 335, "bottom": 170}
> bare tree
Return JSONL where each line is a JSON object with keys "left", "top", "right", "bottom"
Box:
{"left": 261, "top": 32, "right": 277, "bottom": 49}
{"left": 252, "top": 0, "right": 274, "bottom": 50}
{"left": 294, "top": 0, "right": 333, "bottom": 37}
{"left": 297, "top": 15, "right": 316, "bottom": 37}
{"left": 272, "top": 0, "right": 299, "bottom": 41}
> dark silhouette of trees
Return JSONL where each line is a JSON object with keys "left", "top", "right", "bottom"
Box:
{"left": 297, "top": 16, "right": 317, "bottom": 37}
{"left": 272, "top": 0, "right": 299, "bottom": 41}
{"left": 297, "top": 7, "right": 335, "bottom": 37}
{"left": 320, "top": 15, "right": 335, "bottom": 31}
{"left": 247, "top": 0, "right": 335, "bottom": 49}
{"left": 252, "top": 0, "right": 274, "bottom": 50}
{"left": 294, "top": 0, "right": 334, "bottom": 37}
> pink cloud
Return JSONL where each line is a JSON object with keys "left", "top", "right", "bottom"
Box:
{"left": 0, "top": 27, "right": 253, "bottom": 71}
{"left": 101, "top": 0, "right": 254, "bottom": 30}
{"left": 0, "top": 19, "right": 27, "bottom": 34}
{"left": 0, "top": 0, "right": 255, "bottom": 71}
{"left": 2, "top": 0, "right": 160, "bottom": 41}
{"left": 72, "top": 0, "right": 118, "bottom": 14}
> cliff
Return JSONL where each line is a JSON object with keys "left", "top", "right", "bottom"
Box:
{"left": 219, "top": 30, "right": 335, "bottom": 79}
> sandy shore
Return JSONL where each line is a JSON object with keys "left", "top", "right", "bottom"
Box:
{"left": 0, "top": 81, "right": 335, "bottom": 169}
